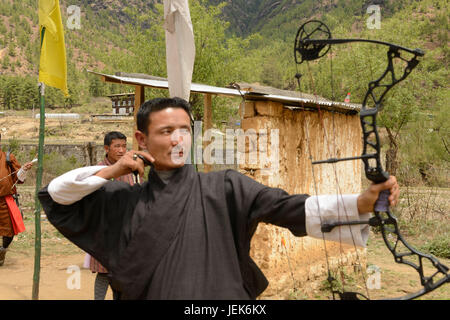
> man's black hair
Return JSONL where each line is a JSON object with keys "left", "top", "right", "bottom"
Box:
{"left": 104, "top": 131, "right": 127, "bottom": 146}
{"left": 137, "top": 97, "right": 193, "bottom": 134}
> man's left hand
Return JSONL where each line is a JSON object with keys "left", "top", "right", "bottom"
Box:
{"left": 357, "top": 176, "right": 400, "bottom": 214}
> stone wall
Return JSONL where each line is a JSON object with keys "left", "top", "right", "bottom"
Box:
{"left": 239, "top": 100, "right": 364, "bottom": 299}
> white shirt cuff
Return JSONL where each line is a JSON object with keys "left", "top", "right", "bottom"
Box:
{"left": 48, "top": 166, "right": 109, "bottom": 205}
{"left": 17, "top": 167, "right": 27, "bottom": 182}
{"left": 305, "top": 194, "right": 370, "bottom": 248}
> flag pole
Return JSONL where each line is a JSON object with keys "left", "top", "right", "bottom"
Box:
{"left": 32, "top": 27, "right": 46, "bottom": 301}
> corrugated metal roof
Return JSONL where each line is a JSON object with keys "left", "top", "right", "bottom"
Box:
{"left": 87, "top": 70, "right": 361, "bottom": 113}
{"left": 232, "top": 82, "right": 361, "bottom": 113}
{"left": 246, "top": 93, "right": 361, "bottom": 114}
{"left": 88, "top": 70, "right": 244, "bottom": 97}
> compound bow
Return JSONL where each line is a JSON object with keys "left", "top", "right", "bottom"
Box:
{"left": 294, "top": 20, "right": 449, "bottom": 300}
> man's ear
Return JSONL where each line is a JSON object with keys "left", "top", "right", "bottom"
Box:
{"left": 104, "top": 145, "right": 109, "bottom": 154}
{"left": 135, "top": 130, "right": 148, "bottom": 151}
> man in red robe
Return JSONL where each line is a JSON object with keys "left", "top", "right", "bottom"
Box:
{"left": 0, "top": 134, "right": 34, "bottom": 266}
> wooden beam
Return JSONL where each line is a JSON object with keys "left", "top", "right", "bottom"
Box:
{"left": 133, "top": 85, "right": 145, "bottom": 150}
{"left": 101, "top": 76, "right": 124, "bottom": 85}
{"left": 203, "top": 94, "right": 212, "bottom": 172}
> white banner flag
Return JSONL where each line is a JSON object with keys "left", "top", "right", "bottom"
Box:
{"left": 164, "top": 0, "right": 196, "bottom": 101}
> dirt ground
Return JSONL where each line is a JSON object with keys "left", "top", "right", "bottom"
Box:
{"left": 0, "top": 218, "right": 113, "bottom": 300}
{"left": 0, "top": 248, "right": 113, "bottom": 300}
{"left": 0, "top": 114, "right": 134, "bottom": 143}
{"left": 0, "top": 186, "right": 112, "bottom": 300}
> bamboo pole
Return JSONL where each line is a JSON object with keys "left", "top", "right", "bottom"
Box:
{"left": 31, "top": 26, "right": 47, "bottom": 301}
{"left": 32, "top": 80, "right": 45, "bottom": 300}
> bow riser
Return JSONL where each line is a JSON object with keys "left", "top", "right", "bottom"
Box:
{"left": 360, "top": 108, "right": 389, "bottom": 184}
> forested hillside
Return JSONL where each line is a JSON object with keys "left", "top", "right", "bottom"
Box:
{"left": 0, "top": 0, "right": 448, "bottom": 185}
{"left": 0, "top": 0, "right": 163, "bottom": 108}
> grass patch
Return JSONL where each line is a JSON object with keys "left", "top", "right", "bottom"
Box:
{"left": 13, "top": 215, "right": 82, "bottom": 257}
{"left": 420, "top": 233, "right": 450, "bottom": 259}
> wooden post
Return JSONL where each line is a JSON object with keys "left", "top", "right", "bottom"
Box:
{"left": 203, "top": 94, "right": 212, "bottom": 172}
{"left": 133, "top": 85, "right": 145, "bottom": 150}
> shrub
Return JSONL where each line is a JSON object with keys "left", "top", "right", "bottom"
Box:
{"left": 3, "top": 136, "right": 21, "bottom": 155}
{"left": 42, "top": 152, "right": 81, "bottom": 184}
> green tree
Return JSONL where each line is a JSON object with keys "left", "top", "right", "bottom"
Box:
{"left": 88, "top": 74, "right": 106, "bottom": 97}
{"left": 8, "top": 41, "right": 16, "bottom": 57}
{"left": 0, "top": 20, "right": 6, "bottom": 35}
{"left": 1, "top": 55, "right": 9, "bottom": 70}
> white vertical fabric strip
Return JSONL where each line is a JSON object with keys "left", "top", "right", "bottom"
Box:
{"left": 305, "top": 194, "right": 371, "bottom": 248}
{"left": 164, "top": 0, "right": 196, "bottom": 101}
{"left": 47, "top": 166, "right": 108, "bottom": 205}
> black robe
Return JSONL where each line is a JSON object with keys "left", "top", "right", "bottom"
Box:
{"left": 38, "top": 165, "right": 309, "bottom": 299}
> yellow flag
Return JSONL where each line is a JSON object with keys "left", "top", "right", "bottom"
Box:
{"left": 38, "top": 0, "right": 68, "bottom": 96}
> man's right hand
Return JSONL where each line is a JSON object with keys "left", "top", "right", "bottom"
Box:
{"left": 95, "top": 151, "right": 155, "bottom": 180}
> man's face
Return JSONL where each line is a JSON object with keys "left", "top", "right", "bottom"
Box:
{"left": 138, "top": 107, "right": 192, "bottom": 171}
{"left": 105, "top": 138, "right": 127, "bottom": 164}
